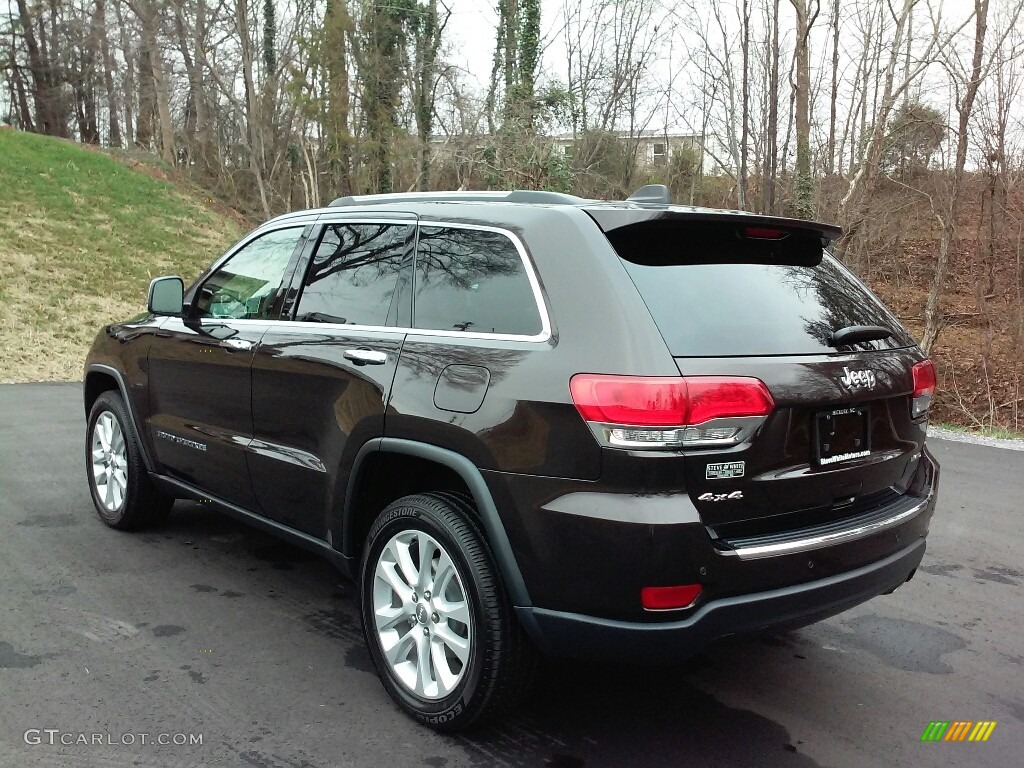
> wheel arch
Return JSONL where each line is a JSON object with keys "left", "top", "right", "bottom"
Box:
{"left": 343, "top": 438, "right": 532, "bottom": 607}
{"left": 84, "top": 364, "right": 154, "bottom": 472}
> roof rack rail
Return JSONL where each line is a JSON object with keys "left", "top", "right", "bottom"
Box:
{"left": 327, "top": 190, "right": 584, "bottom": 207}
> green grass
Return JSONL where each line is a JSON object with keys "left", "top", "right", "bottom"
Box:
{"left": 0, "top": 129, "right": 243, "bottom": 381}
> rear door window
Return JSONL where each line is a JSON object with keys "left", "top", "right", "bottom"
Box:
{"left": 413, "top": 225, "right": 543, "bottom": 336}
{"left": 607, "top": 221, "right": 912, "bottom": 357}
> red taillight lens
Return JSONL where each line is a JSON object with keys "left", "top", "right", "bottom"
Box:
{"left": 641, "top": 584, "right": 703, "bottom": 610}
{"left": 912, "top": 359, "right": 936, "bottom": 397}
{"left": 569, "top": 374, "right": 774, "bottom": 427}
{"left": 685, "top": 377, "right": 775, "bottom": 424}
{"left": 911, "top": 359, "right": 936, "bottom": 418}
{"left": 568, "top": 375, "right": 689, "bottom": 426}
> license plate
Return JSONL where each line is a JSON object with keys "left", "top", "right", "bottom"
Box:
{"left": 815, "top": 406, "right": 870, "bottom": 466}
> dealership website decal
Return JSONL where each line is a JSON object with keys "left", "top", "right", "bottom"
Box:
{"left": 24, "top": 729, "right": 203, "bottom": 746}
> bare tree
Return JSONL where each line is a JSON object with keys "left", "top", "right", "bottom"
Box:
{"left": 922, "top": 0, "right": 1023, "bottom": 353}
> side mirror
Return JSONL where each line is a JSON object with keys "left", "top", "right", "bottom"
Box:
{"left": 147, "top": 276, "right": 184, "bottom": 315}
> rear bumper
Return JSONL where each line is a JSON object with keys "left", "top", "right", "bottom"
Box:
{"left": 516, "top": 536, "right": 926, "bottom": 662}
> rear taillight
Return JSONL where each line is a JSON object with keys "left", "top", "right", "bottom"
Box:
{"left": 911, "top": 359, "right": 936, "bottom": 419}
{"left": 569, "top": 374, "right": 774, "bottom": 449}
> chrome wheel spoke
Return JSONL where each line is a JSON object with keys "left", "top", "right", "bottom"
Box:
{"left": 392, "top": 539, "right": 421, "bottom": 590}
{"left": 434, "top": 595, "right": 470, "bottom": 627}
{"left": 430, "top": 637, "right": 461, "bottom": 691}
{"left": 433, "top": 623, "right": 470, "bottom": 665}
{"left": 430, "top": 550, "right": 456, "bottom": 596}
{"left": 417, "top": 533, "right": 438, "bottom": 590}
{"left": 376, "top": 557, "right": 414, "bottom": 605}
{"left": 381, "top": 628, "right": 416, "bottom": 667}
{"left": 111, "top": 478, "right": 124, "bottom": 509}
{"left": 414, "top": 630, "right": 435, "bottom": 697}
{"left": 110, "top": 427, "right": 125, "bottom": 455}
{"left": 375, "top": 604, "right": 408, "bottom": 632}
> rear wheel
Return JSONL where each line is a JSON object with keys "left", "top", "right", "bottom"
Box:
{"left": 86, "top": 391, "right": 173, "bottom": 529}
{"left": 360, "top": 492, "right": 537, "bottom": 731}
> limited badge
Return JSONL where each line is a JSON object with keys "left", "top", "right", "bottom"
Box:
{"left": 706, "top": 461, "right": 745, "bottom": 480}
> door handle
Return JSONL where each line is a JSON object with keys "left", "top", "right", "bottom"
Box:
{"left": 344, "top": 348, "right": 388, "bottom": 365}
{"left": 220, "top": 338, "right": 254, "bottom": 352}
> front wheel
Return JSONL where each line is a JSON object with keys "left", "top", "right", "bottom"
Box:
{"left": 360, "top": 492, "right": 537, "bottom": 731}
{"left": 86, "top": 391, "right": 173, "bottom": 529}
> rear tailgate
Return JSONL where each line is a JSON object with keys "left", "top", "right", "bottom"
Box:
{"left": 589, "top": 207, "right": 930, "bottom": 538}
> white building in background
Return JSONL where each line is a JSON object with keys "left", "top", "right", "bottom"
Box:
{"left": 429, "top": 129, "right": 727, "bottom": 176}
{"left": 549, "top": 130, "right": 708, "bottom": 170}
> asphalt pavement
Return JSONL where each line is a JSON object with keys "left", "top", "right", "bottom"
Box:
{"left": 0, "top": 383, "right": 1021, "bottom": 768}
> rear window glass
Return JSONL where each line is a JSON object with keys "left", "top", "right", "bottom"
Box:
{"left": 609, "top": 222, "right": 911, "bottom": 357}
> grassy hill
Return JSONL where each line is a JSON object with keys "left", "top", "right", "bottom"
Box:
{"left": 0, "top": 129, "right": 243, "bottom": 382}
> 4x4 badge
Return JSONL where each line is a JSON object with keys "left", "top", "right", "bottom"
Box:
{"left": 698, "top": 491, "right": 744, "bottom": 502}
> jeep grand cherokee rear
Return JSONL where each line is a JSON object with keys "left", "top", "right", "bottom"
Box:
{"left": 508, "top": 207, "right": 937, "bottom": 659}
{"left": 83, "top": 189, "right": 937, "bottom": 732}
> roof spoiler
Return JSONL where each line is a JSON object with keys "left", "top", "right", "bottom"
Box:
{"left": 587, "top": 207, "right": 843, "bottom": 244}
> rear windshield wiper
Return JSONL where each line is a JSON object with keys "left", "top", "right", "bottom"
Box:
{"left": 828, "top": 325, "right": 894, "bottom": 347}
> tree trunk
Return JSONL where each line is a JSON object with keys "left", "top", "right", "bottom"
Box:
{"left": 128, "top": 0, "right": 175, "bottom": 163}
{"left": 114, "top": 0, "right": 135, "bottom": 147}
{"left": 14, "top": 0, "right": 60, "bottom": 135}
{"left": 763, "top": 0, "right": 779, "bottom": 213}
{"left": 146, "top": 21, "right": 176, "bottom": 165}
{"left": 922, "top": 0, "right": 990, "bottom": 354}
{"left": 171, "top": 0, "right": 214, "bottom": 174}
{"left": 826, "top": 0, "right": 839, "bottom": 175}
{"left": 135, "top": 30, "right": 155, "bottom": 148}
{"left": 95, "top": 0, "right": 121, "bottom": 147}
{"left": 8, "top": 47, "right": 35, "bottom": 130}
{"left": 414, "top": 0, "right": 442, "bottom": 190}
{"left": 790, "top": 0, "right": 816, "bottom": 218}
{"left": 236, "top": 0, "right": 271, "bottom": 216}
{"left": 325, "top": 0, "right": 353, "bottom": 195}
{"left": 739, "top": 0, "right": 750, "bottom": 210}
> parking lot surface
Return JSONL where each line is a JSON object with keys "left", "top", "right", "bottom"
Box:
{"left": 1, "top": 383, "right": 1020, "bottom": 767}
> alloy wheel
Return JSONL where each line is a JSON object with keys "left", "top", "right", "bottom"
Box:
{"left": 372, "top": 530, "right": 473, "bottom": 700}
{"left": 90, "top": 411, "right": 128, "bottom": 512}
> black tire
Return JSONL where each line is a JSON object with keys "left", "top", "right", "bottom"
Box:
{"left": 86, "top": 391, "right": 173, "bottom": 530}
{"left": 359, "top": 492, "right": 538, "bottom": 731}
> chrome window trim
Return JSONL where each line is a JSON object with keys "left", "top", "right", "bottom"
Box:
{"left": 314, "top": 213, "right": 419, "bottom": 225}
